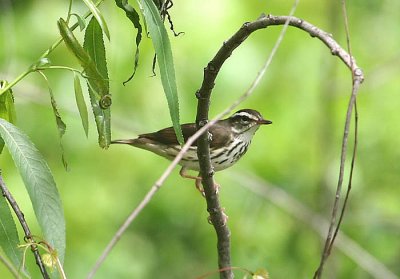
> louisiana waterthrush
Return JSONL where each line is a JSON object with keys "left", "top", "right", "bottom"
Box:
{"left": 111, "top": 109, "right": 272, "bottom": 189}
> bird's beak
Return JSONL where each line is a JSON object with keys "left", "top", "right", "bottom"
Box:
{"left": 258, "top": 119, "right": 272, "bottom": 125}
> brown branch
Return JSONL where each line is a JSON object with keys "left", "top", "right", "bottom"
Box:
{"left": 0, "top": 173, "right": 49, "bottom": 279}
{"left": 195, "top": 12, "right": 363, "bottom": 279}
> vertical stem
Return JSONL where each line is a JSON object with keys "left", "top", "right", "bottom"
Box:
{"left": 0, "top": 174, "right": 49, "bottom": 279}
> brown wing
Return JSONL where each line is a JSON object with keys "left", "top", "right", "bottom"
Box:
{"left": 138, "top": 123, "right": 197, "bottom": 145}
{"left": 139, "top": 120, "right": 232, "bottom": 148}
{"left": 208, "top": 121, "right": 232, "bottom": 149}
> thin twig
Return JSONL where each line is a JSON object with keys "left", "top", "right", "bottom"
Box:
{"left": 0, "top": 174, "right": 49, "bottom": 279}
{"left": 313, "top": 0, "right": 363, "bottom": 277}
{"left": 232, "top": 172, "right": 398, "bottom": 279}
{"left": 329, "top": 101, "right": 358, "bottom": 253}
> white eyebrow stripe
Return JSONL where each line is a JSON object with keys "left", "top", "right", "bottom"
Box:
{"left": 234, "top": 112, "right": 259, "bottom": 121}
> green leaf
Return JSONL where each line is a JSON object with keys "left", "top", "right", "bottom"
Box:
{"left": 84, "top": 18, "right": 109, "bottom": 90}
{"left": 0, "top": 119, "right": 66, "bottom": 263}
{"left": 140, "top": 0, "right": 183, "bottom": 144}
{"left": 58, "top": 17, "right": 111, "bottom": 148}
{"left": 58, "top": 18, "right": 107, "bottom": 99}
{"left": 40, "top": 72, "right": 68, "bottom": 170}
{"left": 0, "top": 80, "right": 16, "bottom": 154}
{"left": 81, "top": 0, "right": 110, "bottom": 40}
{"left": 71, "top": 13, "right": 86, "bottom": 31}
{"left": 73, "top": 73, "right": 89, "bottom": 137}
{"left": 115, "top": 0, "right": 143, "bottom": 84}
{"left": 84, "top": 17, "right": 111, "bottom": 148}
{"left": 0, "top": 193, "right": 23, "bottom": 275}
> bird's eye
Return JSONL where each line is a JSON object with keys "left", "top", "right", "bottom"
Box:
{"left": 240, "top": 116, "right": 250, "bottom": 124}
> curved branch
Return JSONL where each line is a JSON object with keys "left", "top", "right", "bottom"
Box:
{"left": 195, "top": 13, "right": 363, "bottom": 279}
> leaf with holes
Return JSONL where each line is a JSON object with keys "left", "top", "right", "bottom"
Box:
{"left": 0, "top": 119, "right": 66, "bottom": 263}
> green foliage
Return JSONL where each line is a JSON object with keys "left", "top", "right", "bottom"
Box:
{"left": 0, "top": 119, "right": 66, "bottom": 264}
{"left": 40, "top": 73, "right": 68, "bottom": 169}
{"left": 1, "top": 1, "right": 399, "bottom": 278}
{"left": 81, "top": 0, "right": 110, "bottom": 40}
{"left": 0, "top": 195, "right": 23, "bottom": 275}
{"left": 70, "top": 13, "right": 87, "bottom": 31}
{"left": 58, "top": 17, "right": 111, "bottom": 148}
{"left": 73, "top": 73, "right": 89, "bottom": 137}
{"left": 115, "top": 0, "right": 143, "bottom": 84}
{"left": 83, "top": 17, "right": 111, "bottom": 148}
{"left": 140, "top": 0, "right": 184, "bottom": 144}
{"left": 0, "top": 81, "right": 16, "bottom": 153}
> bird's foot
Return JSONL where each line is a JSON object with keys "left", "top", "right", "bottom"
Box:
{"left": 179, "top": 167, "right": 219, "bottom": 196}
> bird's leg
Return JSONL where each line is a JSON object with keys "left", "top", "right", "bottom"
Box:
{"left": 179, "top": 167, "right": 203, "bottom": 194}
{"left": 179, "top": 167, "right": 220, "bottom": 195}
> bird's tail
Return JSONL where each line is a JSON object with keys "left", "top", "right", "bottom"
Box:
{"left": 110, "top": 139, "right": 136, "bottom": 145}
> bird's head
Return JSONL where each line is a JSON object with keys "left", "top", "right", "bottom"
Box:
{"left": 228, "top": 109, "right": 272, "bottom": 137}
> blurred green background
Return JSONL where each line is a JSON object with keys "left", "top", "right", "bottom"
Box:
{"left": 1, "top": 0, "right": 399, "bottom": 278}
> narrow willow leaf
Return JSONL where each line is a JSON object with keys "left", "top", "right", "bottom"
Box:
{"left": 71, "top": 13, "right": 86, "bottom": 31}
{"left": 81, "top": 0, "right": 110, "bottom": 40}
{"left": 40, "top": 72, "right": 68, "bottom": 170}
{"left": 115, "top": 0, "right": 143, "bottom": 84}
{"left": 84, "top": 17, "right": 111, "bottom": 148}
{"left": 73, "top": 73, "right": 89, "bottom": 137}
{"left": 140, "top": 0, "right": 183, "bottom": 144}
{"left": 0, "top": 119, "right": 66, "bottom": 263}
{"left": 84, "top": 18, "right": 109, "bottom": 90}
{"left": 0, "top": 80, "right": 16, "bottom": 154}
{"left": 0, "top": 194, "right": 23, "bottom": 275}
{"left": 58, "top": 18, "right": 107, "bottom": 99}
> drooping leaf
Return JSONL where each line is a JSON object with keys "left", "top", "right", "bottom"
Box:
{"left": 73, "top": 73, "right": 89, "bottom": 137}
{"left": 140, "top": 0, "right": 183, "bottom": 144}
{"left": 39, "top": 72, "right": 68, "bottom": 170}
{"left": 0, "top": 119, "right": 66, "bottom": 263}
{"left": 0, "top": 192, "right": 23, "bottom": 275}
{"left": 71, "top": 13, "right": 86, "bottom": 31}
{"left": 0, "top": 80, "right": 16, "bottom": 154}
{"left": 81, "top": 0, "right": 110, "bottom": 40}
{"left": 115, "top": 0, "right": 143, "bottom": 84}
{"left": 84, "top": 17, "right": 111, "bottom": 148}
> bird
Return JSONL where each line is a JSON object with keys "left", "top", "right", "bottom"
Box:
{"left": 111, "top": 109, "right": 272, "bottom": 192}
